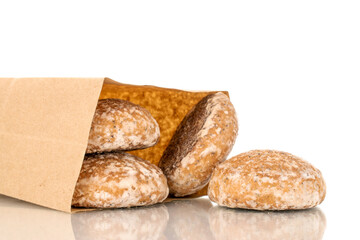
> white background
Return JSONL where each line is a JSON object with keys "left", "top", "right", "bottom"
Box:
{"left": 1, "top": 1, "right": 359, "bottom": 239}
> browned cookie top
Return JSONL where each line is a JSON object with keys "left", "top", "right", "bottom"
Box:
{"left": 159, "top": 92, "right": 238, "bottom": 196}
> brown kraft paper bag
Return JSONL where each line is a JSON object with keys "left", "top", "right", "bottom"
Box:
{"left": 0, "top": 78, "right": 227, "bottom": 212}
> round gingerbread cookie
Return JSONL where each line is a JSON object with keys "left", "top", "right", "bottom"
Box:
{"left": 159, "top": 92, "right": 238, "bottom": 197}
{"left": 208, "top": 150, "right": 326, "bottom": 210}
{"left": 86, "top": 98, "right": 160, "bottom": 154}
{"left": 72, "top": 152, "right": 169, "bottom": 208}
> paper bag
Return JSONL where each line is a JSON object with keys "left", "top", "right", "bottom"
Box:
{"left": 0, "top": 78, "right": 227, "bottom": 212}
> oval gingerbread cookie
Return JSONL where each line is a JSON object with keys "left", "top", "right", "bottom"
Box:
{"left": 208, "top": 150, "right": 326, "bottom": 210}
{"left": 72, "top": 152, "right": 169, "bottom": 208}
{"left": 159, "top": 92, "right": 238, "bottom": 197}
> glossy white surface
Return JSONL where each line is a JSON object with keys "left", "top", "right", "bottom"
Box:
{"left": 1, "top": 1, "right": 360, "bottom": 240}
{"left": 0, "top": 194, "right": 333, "bottom": 240}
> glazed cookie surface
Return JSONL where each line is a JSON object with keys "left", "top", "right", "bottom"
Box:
{"left": 86, "top": 98, "right": 160, "bottom": 154}
{"left": 208, "top": 150, "right": 326, "bottom": 210}
{"left": 159, "top": 92, "right": 238, "bottom": 197}
{"left": 72, "top": 152, "right": 169, "bottom": 208}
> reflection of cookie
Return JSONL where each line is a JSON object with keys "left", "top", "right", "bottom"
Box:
{"left": 86, "top": 98, "right": 160, "bottom": 154}
{"left": 72, "top": 152, "right": 169, "bottom": 208}
{"left": 209, "top": 206, "right": 326, "bottom": 240}
{"left": 159, "top": 93, "right": 238, "bottom": 197}
{"left": 208, "top": 150, "right": 326, "bottom": 210}
{"left": 164, "top": 198, "right": 215, "bottom": 240}
{"left": 71, "top": 204, "right": 168, "bottom": 240}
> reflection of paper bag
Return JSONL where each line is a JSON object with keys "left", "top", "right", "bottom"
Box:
{"left": 0, "top": 78, "right": 226, "bottom": 212}
{"left": 0, "top": 190, "right": 74, "bottom": 240}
